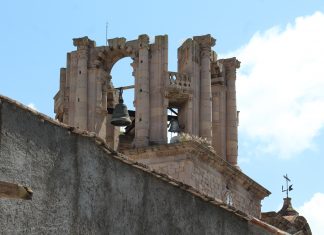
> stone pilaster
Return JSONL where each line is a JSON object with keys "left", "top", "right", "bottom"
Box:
{"left": 134, "top": 35, "right": 150, "bottom": 147}
{"left": 72, "top": 37, "right": 93, "bottom": 130}
{"left": 58, "top": 68, "right": 66, "bottom": 122}
{"left": 194, "top": 35, "right": 216, "bottom": 140}
{"left": 106, "top": 78, "right": 119, "bottom": 151}
{"left": 177, "top": 39, "right": 201, "bottom": 136}
{"left": 223, "top": 58, "right": 240, "bottom": 167}
{"left": 63, "top": 53, "right": 71, "bottom": 124}
{"left": 86, "top": 67, "right": 107, "bottom": 139}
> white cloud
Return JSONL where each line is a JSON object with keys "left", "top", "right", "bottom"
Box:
{"left": 299, "top": 193, "right": 324, "bottom": 235}
{"left": 27, "top": 103, "right": 37, "bottom": 111}
{"left": 226, "top": 11, "right": 324, "bottom": 158}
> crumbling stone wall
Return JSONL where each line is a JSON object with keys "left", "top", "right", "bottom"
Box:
{"left": 0, "top": 97, "right": 274, "bottom": 235}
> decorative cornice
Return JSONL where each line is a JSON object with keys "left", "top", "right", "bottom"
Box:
{"left": 73, "top": 36, "right": 95, "bottom": 49}
{"left": 123, "top": 141, "right": 271, "bottom": 199}
{"left": 219, "top": 57, "right": 241, "bottom": 69}
{"left": 193, "top": 34, "right": 216, "bottom": 49}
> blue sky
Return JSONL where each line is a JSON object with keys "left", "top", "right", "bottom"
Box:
{"left": 1, "top": 1, "right": 324, "bottom": 233}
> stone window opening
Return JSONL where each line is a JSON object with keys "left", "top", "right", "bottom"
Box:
{"left": 109, "top": 57, "right": 135, "bottom": 151}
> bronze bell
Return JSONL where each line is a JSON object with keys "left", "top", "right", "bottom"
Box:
{"left": 111, "top": 89, "right": 132, "bottom": 126}
{"left": 168, "top": 119, "right": 180, "bottom": 133}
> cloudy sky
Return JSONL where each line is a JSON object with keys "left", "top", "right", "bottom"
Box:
{"left": 1, "top": 1, "right": 323, "bottom": 234}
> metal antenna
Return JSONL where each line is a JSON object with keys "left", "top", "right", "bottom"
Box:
{"left": 282, "top": 174, "right": 293, "bottom": 198}
{"left": 105, "top": 22, "right": 108, "bottom": 46}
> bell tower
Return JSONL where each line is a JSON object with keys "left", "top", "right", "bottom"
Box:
{"left": 54, "top": 34, "right": 240, "bottom": 167}
{"left": 54, "top": 34, "right": 273, "bottom": 219}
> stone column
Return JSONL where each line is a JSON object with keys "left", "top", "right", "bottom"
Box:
{"left": 72, "top": 37, "right": 93, "bottom": 130}
{"left": 56, "top": 67, "right": 66, "bottom": 122}
{"left": 67, "top": 52, "right": 77, "bottom": 126}
{"left": 87, "top": 67, "right": 107, "bottom": 139}
{"left": 177, "top": 39, "right": 200, "bottom": 136}
{"left": 212, "top": 84, "right": 227, "bottom": 159}
{"left": 62, "top": 53, "right": 71, "bottom": 124}
{"left": 178, "top": 95, "right": 193, "bottom": 134}
{"left": 194, "top": 35, "right": 215, "bottom": 140}
{"left": 223, "top": 58, "right": 240, "bottom": 167}
{"left": 106, "top": 76, "right": 119, "bottom": 151}
{"left": 134, "top": 35, "right": 150, "bottom": 147}
{"left": 191, "top": 47, "right": 201, "bottom": 137}
{"left": 149, "top": 35, "right": 168, "bottom": 144}
{"left": 87, "top": 67, "right": 97, "bottom": 132}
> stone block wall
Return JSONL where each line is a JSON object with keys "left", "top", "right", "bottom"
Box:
{"left": 151, "top": 157, "right": 261, "bottom": 218}
{"left": 190, "top": 160, "right": 261, "bottom": 217}
{"left": 123, "top": 142, "right": 269, "bottom": 219}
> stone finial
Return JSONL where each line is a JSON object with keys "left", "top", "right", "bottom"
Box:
{"left": 73, "top": 36, "right": 95, "bottom": 49}
{"left": 193, "top": 34, "right": 216, "bottom": 48}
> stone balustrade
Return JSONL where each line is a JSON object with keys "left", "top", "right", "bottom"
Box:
{"left": 168, "top": 71, "right": 191, "bottom": 90}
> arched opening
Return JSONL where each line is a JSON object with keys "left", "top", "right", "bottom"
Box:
{"left": 108, "top": 57, "right": 135, "bottom": 150}
{"left": 110, "top": 57, "right": 135, "bottom": 111}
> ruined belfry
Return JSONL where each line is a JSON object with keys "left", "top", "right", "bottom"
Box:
{"left": 54, "top": 34, "right": 240, "bottom": 166}
{"left": 0, "top": 34, "right": 312, "bottom": 234}
{"left": 54, "top": 34, "right": 269, "bottom": 218}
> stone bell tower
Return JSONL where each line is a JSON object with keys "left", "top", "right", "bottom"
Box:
{"left": 54, "top": 34, "right": 270, "bottom": 218}
{"left": 177, "top": 36, "right": 240, "bottom": 166}
{"left": 54, "top": 34, "right": 240, "bottom": 166}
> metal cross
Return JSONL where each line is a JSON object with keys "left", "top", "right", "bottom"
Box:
{"left": 282, "top": 174, "right": 293, "bottom": 198}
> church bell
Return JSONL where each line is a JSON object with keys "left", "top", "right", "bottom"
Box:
{"left": 168, "top": 119, "right": 181, "bottom": 133}
{"left": 111, "top": 88, "right": 132, "bottom": 126}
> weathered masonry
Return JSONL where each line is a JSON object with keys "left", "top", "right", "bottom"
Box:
{"left": 54, "top": 34, "right": 240, "bottom": 167}
{"left": 0, "top": 96, "right": 284, "bottom": 235}
{"left": 54, "top": 34, "right": 268, "bottom": 218}
{"left": 0, "top": 32, "right": 312, "bottom": 234}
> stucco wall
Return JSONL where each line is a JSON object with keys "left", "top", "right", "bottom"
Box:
{"left": 0, "top": 97, "right": 274, "bottom": 235}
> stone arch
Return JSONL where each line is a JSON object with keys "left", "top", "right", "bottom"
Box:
{"left": 100, "top": 48, "right": 137, "bottom": 109}
{"left": 54, "top": 34, "right": 169, "bottom": 150}
{"left": 90, "top": 37, "right": 142, "bottom": 150}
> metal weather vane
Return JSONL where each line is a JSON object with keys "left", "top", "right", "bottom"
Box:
{"left": 282, "top": 174, "right": 293, "bottom": 198}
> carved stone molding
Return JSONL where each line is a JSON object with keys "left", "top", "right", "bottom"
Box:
{"left": 108, "top": 37, "right": 127, "bottom": 50}
{"left": 193, "top": 34, "right": 216, "bottom": 50}
{"left": 220, "top": 57, "right": 241, "bottom": 69}
{"left": 73, "top": 36, "right": 95, "bottom": 49}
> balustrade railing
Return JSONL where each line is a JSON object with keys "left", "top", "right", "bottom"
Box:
{"left": 168, "top": 72, "right": 191, "bottom": 89}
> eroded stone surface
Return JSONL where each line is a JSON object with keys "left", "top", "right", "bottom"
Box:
{"left": 54, "top": 34, "right": 239, "bottom": 167}
{"left": 0, "top": 96, "right": 278, "bottom": 235}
